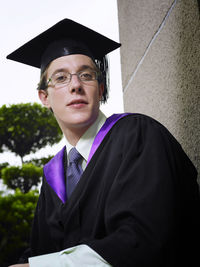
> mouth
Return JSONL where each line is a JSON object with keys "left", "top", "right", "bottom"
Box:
{"left": 67, "top": 99, "right": 88, "bottom": 108}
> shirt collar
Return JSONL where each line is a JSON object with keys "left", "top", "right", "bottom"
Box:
{"left": 65, "top": 110, "right": 107, "bottom": 162}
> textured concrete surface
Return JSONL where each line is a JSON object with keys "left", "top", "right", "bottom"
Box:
{"left": 118, "top": 0, "right": 174, "bottom": 87}
{"left": 117, "top": 0, "right": 200, "bottom": 182}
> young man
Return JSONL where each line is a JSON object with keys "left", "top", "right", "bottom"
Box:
{"left": 7, "top": 19, "right": 200, "bottom": 267}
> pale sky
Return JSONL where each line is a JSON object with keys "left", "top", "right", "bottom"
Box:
{"left": 0, "top": 0, "right": 124, "bottom": 165}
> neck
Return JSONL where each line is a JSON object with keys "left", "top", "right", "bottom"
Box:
{"left": 56, "top": 112, "right": 100, "bottom": 146}
{"left": 63, "top": 126, "right": 89, "bottom": 146}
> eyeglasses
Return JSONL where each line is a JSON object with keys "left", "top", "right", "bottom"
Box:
{"left": 47, "top": 69, "right": 99, "bottom": 89}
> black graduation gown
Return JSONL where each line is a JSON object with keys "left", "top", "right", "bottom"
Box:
{"left": 26, "top": 114, "right": 200, "bottom": 266}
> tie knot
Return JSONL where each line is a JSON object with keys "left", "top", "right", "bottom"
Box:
{"left": 68, "top": 147, "right": 82, "bottom": 163}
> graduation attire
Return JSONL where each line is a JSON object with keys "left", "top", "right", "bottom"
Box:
{"left": 27, "top": 113, "right": 200, "bottom": 267}
{"left": 7, "top": 19, "right": 200, "bottom": 266}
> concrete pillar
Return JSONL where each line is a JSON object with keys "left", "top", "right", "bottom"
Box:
{"left": 117, "top": 0, "right": 200, "bottom": 182}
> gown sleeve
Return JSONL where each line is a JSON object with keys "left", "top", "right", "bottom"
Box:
{"left": 83, "top": 115, "right": 200, "bottom": 267}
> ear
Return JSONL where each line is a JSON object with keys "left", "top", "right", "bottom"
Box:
{"left": 98, "top": 83, "right": 104, "bottom": 101}
{"left": 38, "top": 90, "right": 51, "bottom": 108}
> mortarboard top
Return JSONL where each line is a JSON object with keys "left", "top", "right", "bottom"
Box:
{"left": 6, "top": 18, "right": 121, "bottom": 72}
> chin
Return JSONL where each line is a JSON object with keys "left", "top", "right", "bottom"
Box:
{"left": 70, "top": 116, "right": 96, "bottom": 128}
{"left": 60, "top": 112, "right": 98, "bottom": 129}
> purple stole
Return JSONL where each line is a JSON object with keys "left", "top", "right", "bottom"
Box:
{"left": 44, "top": 113, "right": 130, "bottom": 203}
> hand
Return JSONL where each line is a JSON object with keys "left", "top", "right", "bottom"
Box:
{"left": 8, "top": 264, "right": 29, "bottom": 267}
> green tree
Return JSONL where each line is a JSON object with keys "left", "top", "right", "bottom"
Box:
{"left": 1, "top": 164, "right": 42, "bottom": 193}
{"left": 24, "top": 155, "right": 53, "bottom": 167}
{"left": 0, "top": 162, "right": 9, "bottom": 174}
{"left": 0, "top": 189, "right": 38, "bottom": 267}
{"left": 0, "top": 103, "right": 62, "bottom": 163}
{"left": 0, "top": 103, "right": 60, "bottom": 265}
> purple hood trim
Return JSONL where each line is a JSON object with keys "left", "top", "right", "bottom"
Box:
{"left": 44, "top": 113, "right": 130, "bottom": 203}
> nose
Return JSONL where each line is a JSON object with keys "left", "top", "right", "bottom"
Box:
{"left": 69, "top": 74, "right": 83, "bottom": 94}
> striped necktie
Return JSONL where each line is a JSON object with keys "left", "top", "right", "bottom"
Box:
{"left": 66, "top": 147, "right": 83, "bottom": 198}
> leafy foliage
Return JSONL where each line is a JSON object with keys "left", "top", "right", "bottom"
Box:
{"left": 24, "top": 155, "right": 53, "bottom": 167}
{"left": 0, "top": 103, "right": 62, "bottom": 265}
{"left": 0, "top": 162, "right": 9, "bottom": 176}
{"left": 0, "top": 189, "right": 38, "bottom": 267}
{"left": 0, "top": 103, "right": 62, "bottom": 161}
{"left": 1, "top": 164, "right": 42, "bottom": 193}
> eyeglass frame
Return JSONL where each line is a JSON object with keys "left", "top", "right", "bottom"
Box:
{"left": 37, "top": 68, "right": 103, "bottom": 91}
{"left": 46, "top": 69, "right": 100, "bottom": 89}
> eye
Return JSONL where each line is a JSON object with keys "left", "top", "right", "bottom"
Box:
{"left": 54, "top": 72, "right": 69, "bottom": 83}
{"left": 79, "top": 70, "right": 96, "bottom": 81}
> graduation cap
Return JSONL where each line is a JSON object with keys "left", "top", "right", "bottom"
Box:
{"left": 6, "top": 18, "right": 121, "bottom": 71}
{"left": 6, "top": 18, "right": 121, "bottom": 102}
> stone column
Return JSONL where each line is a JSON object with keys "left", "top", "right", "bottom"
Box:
{"left": 117, "top": 0, "right": 200, "bottom": 182}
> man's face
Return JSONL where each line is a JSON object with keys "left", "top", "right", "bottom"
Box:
{"left": 39, "top": 54, "right": 104, "bottom": 133}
